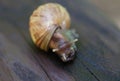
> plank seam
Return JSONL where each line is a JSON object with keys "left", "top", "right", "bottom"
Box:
{"left": 4, "top": 20, "right": 53, "bottom": 81}
{"left": 77, "top": 51, "right": 101, "bottom": 81}
{"left": 17, "top": 28, "right": 53, "bottom": 81}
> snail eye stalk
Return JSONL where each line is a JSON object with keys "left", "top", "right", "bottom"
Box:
{"left": 61, "top": 53, "right": 66, "bottom": 61}
{"left": 69, "top": 39, "right": 78, "bottom": 45}
{"left": 52, "top": 48, "right": 59, "bottom": 52}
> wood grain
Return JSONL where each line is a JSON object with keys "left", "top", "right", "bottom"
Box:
{"left": 0, "top": 0, "right": 120, "bottom": 81}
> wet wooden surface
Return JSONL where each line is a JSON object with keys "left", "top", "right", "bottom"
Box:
{"left": 0, "top": 0, "right": 120, "bottom": 81}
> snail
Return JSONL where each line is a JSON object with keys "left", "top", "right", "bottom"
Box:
{"left": 29, "top": 3, "right": 78, "bottom": 62}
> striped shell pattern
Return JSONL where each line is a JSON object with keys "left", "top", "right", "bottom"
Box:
{"left": 29, "top": 3, "right": 71, "bottom": 51}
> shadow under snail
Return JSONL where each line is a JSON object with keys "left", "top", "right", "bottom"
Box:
{"left": 29, "top": 3, "right": 78, "bottom": 62}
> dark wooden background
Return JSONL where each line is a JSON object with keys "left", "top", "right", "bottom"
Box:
{"left": 0, "top": 0, "right": 120, "bottom": 81}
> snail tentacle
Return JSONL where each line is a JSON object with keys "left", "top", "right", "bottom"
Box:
{"left": 52, "top": 48, "right": 59, "bottom": 52}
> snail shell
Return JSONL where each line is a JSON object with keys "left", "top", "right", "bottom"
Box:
{"left": 29, "top": 3, "right": 77, "bottom": 62}
{"left": 29, "top": 3, "right": 70, "bottom": 51}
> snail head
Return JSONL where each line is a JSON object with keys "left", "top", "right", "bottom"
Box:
{"left": 49, "top": 30, "right": 78, "bottom": 62}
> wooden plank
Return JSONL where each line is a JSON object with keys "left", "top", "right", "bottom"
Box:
{"left": 65, "top": 1, "right": 120, "bottom": 81}
{"left": 1, "top": 0, "right": 120, "bottom": 81}
{"left": 0, "top": 21, "right": 51, "bottom": 81}
{"left": 0, "top": 0, "right": 98, "bottom": 81}
{"left": 0, "top": 20, "right": 78, "bottom": 81}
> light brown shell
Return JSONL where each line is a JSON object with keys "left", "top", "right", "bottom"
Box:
{"left": 29, "top": 3, "right": 71, "bottom": 51}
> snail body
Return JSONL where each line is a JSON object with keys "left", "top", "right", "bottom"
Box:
{"left": 29, "top": 3, "right": 78, "bottom": 62}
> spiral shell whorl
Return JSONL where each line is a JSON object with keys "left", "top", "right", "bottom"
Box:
{"left": 29, "top": 3, "right": 71, "bottom": 51}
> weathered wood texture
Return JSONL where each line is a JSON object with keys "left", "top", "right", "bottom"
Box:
{"left": 0, "top": 0, "right": 120, "bottom": 81}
